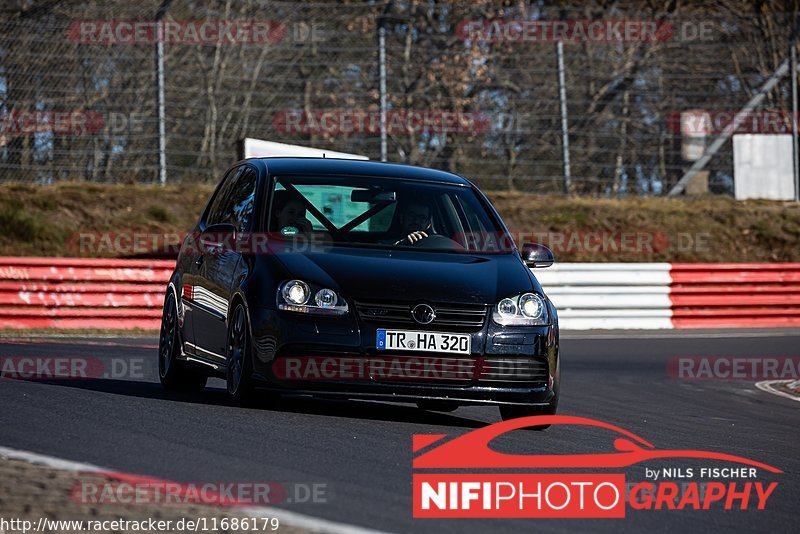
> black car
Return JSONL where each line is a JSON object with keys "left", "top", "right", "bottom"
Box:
{"left": 158, "top": 157, "right": 559, "bottom": 421}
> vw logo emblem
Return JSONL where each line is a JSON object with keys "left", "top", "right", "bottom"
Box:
{"left": 411, "top": 303, "right": 436, "bottom": 325}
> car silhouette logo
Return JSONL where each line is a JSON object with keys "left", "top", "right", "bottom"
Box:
{"left": 412, "top": 304, "right": 436, "bottom": 325}
{"left": 412, "top": 415, "right": 782, "bottom": 472}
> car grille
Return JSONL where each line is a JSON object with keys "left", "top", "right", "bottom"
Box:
{"left": 477, "top": 358, "right": 549, "bottom": 386}
{"left": 354, "top": 299, "right": 488, "bottom": 332}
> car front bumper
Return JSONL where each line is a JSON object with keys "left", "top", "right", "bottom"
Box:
{"left": 249, "top": 308, "right": 559, "bottom": 406}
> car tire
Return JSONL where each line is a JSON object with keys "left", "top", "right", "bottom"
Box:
{"left": 159, "top": 291, "right": 207, "bottom": 392}
{"left": 501, "top": 358, "right": 560, "bottom": 428}
{"left": 416, "top": 400, "right": 459, "bottom": 412}
{"left": 226, "top": 302, "right": 257, "bottom": 406}
{"left": 499, "top": 378, "right": 559, "bottom": 428}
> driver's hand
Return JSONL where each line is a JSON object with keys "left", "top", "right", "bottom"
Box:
{"left": 406, "top": 230, "right": 428, "bottom": 244}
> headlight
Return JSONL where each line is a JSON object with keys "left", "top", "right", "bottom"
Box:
{"left": 315, "top": 288, "right": 338, "bottom": 308}
{"left": 497, "top": 298, "right": 518, "bottom": 317}
{"left": 282, "top": 280, "right": 309, "bottom": 305}
{"left": 492, "top": 293, "right": 549, "bottom": 326}
{"left": 519, "top": 293, "right": 544, "bottom": 318}
{"left": 277, "top": 280, "right": 348, "bottom": 315}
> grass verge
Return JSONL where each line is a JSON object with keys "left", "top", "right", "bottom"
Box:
{"left": 1, "top": 183, "right": 798, "bottom": 262}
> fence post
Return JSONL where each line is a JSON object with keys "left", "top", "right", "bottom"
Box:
{"left": 155, "top": 0, "right": 172, "bottom": 185}
{"left": 792, "top": 12, "right": 800, "bottom": 202}
{"left": 378, "top": 14, "right": 388, "bottom": 163}
{"left": 556, "top": 40, "right": 572, "bottom": 194}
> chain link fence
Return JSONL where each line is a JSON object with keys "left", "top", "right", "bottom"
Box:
{"left": 1, "top": 0, "right": 798, "bottom": 195}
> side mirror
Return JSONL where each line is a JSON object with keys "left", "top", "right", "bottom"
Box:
{"left": 199, "top": 223, "right": 237, "bottom": 253}
{"left": 521, "top": 243, "right": 554, "bottom": 268}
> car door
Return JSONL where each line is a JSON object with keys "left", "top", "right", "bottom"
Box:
{"left": 180, "top": 168, "right": 237, "bottom": 356}
{"left": 193, "top": 165, "right": 258, "bottom": 361}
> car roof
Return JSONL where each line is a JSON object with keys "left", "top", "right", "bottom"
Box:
{"left": 245, "top": 157, "right": 471, "bottom": 185}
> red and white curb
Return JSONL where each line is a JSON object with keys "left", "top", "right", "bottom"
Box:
{"left": 0, "top": 445, "right": 387, "bottom": 534}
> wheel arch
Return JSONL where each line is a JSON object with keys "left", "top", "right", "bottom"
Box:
{"left": 227, "top": 290, "right": 256, "bottom": 346}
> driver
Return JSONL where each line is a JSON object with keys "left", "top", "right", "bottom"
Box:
{"left": 395, "top": 201, "right": 433, "bottom": 245}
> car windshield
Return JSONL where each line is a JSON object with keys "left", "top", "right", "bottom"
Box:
{"left": 267, "top": 175, "right": 511, "bottom": 253}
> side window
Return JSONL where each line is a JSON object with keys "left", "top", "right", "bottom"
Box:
{"left": 206, "top": 168, "right": 241, "bottom": 225}
{"left": 224, "top": 168, "right": 257, "bottom": 233}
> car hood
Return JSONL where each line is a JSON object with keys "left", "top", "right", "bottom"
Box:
{"left": 270, "top": 245, "right": 536, "bottom": 304}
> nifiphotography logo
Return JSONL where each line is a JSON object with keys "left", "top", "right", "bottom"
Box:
{"left": 412, "top": 415, "right": 781, "bottom": 518}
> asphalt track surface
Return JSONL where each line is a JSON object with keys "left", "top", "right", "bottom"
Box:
{"left": 0, "top": 330, "right": 798, "bottom": 533}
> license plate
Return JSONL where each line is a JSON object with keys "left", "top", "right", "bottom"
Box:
{"left": 376, "top": 329, "right": 471, "bottom": 354}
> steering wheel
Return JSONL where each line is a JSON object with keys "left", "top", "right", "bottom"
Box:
{"left": 393, "top": 235, "right": 419, "bottom": 246}
{"left": 395, "top": 234, "right": 465, "bottom": 251}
